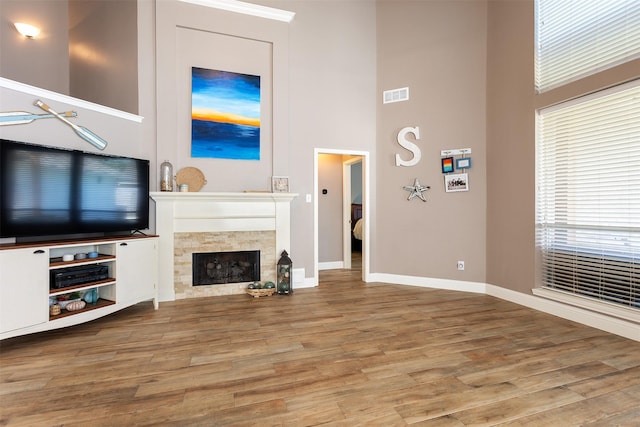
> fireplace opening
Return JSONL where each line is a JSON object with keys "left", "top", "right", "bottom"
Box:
{"left": 192, "top": 250, "right": 260, "bottom": 286}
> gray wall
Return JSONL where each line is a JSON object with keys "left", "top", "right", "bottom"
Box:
{"left": 0, "top": 0, "right": 138, "bottom": 114}
{"left": 375, "top": 0, "right": 488, "bottom": 282}
{"left": 69, "top": 0, "right": 138, "bottom": 114}
{"left": 318, "top": 153, "right": 345, "bottom": 264}
{"left": 269, "top": 0, "right": 378, "bottom": 275}
{"left": 0, "top": 0, "right": 70, "bottom": 95}
{"left": 351, "top": 161, "right": 362, "bottom": 204}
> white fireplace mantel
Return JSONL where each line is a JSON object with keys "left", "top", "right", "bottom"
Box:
{"left": 150, "top": 192, "right": 297, "bottom": 301}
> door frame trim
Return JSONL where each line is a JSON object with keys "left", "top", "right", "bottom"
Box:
{"left": 314, "top": 148, "right": 370, "bottom": 284}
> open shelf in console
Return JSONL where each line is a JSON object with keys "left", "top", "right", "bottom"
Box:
{"left": 49, "top": 279, "right": 116, "bottom": 296}
{"left": 49, "top": 282, "right": 116, "bottom": 321}
{"left": 49, "top": 298, "right": 115, "bottom": 321}
{"left": 50, "top": 254, "right": 116, "bottom": 268}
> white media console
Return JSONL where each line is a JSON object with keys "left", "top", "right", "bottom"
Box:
{"left": 0, "top": 235, "right": 158, "bottom": 340}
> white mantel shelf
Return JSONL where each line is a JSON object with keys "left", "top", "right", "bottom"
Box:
{"left": 150, "top": 191, "right": 297, "bottom": 301}
{"left": 150, "top": 191, "right": 298, "bottom": 202}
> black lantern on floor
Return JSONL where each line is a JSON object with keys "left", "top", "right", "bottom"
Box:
{"left": 277, "top": 250, "right": 292, "bottom": 295}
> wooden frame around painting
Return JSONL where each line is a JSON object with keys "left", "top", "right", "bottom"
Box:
{"left": 191, "top": 67, "right": 261, "bottom": 160}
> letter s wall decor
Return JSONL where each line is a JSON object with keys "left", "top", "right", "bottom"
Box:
{"left": 395, "top": 126, "right": 421, "bottom": 167}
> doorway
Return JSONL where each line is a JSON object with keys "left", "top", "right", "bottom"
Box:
{"left": 314, "top": 148, "right": 369, "bottom": 285}
{"left": 343, "top": 157, "right": 362, "bottom": 270}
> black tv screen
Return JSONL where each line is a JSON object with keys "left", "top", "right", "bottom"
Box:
{"left": 0, "top": 139, "right": 150, "bottom": 239}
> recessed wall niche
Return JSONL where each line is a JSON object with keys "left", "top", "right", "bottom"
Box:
{"left": 0, "top": 0, "right": 138, "bottom": 114}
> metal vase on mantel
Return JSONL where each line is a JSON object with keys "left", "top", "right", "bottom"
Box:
{"left": 160, "top": 160, "right": 173, "bottom": 192}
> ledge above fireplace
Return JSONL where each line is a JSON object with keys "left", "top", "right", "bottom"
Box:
{"left": 150, "top": 192, "right": 297, "bottom": 301}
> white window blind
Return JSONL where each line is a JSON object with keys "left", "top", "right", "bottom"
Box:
{"left": 535, "top": 80, "right": 640, "bottom": 318}
{"left": 535, "top": 0, "right": 640, "bottom": 93}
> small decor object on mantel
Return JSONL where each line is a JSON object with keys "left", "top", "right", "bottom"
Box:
{"left": 277, "top": 250, "right": 293, "bottom": 295}
{"left": 176, "top": 167, "right": 207, "bottom": 192}
{"left": 160, "top": 160, "right": 173, "bottom": 191}
{"left": 403, "top": 178, "right": 430, "bottom": 202}
{"left": 272, "top": 176, "right": 289, "bottom": 193}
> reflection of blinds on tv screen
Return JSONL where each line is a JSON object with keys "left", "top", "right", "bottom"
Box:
{"left": 7, "top": 147, "right": 73, "bottom": 224}
{"left": 80, "top": 157, "right": 142, "bottom": 223}
{"left": 0, "top": 139, "right": 150, "bottom": 238}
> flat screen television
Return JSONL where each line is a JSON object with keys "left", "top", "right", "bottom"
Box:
{"left": 0, "top": 139, "right": 150, "bottom": 240}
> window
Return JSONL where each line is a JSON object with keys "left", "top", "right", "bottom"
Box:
{"left": 535, "top": 0, "right": 640, "bottom": 92}
{"left": 535, "top": 80, "right": 640, "bottom": 320}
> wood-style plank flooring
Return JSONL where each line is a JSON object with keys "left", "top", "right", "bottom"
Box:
{"left": 1, "top": 255, "right": 640, "bottom": 426}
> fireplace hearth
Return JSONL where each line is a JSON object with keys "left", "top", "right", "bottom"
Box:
{"left": 192, "top": 250, "right": 260, "bottom": 286}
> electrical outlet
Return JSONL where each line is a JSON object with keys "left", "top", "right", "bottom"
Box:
{"left": 457, "top": 261, "right": 465, "bottom": 271}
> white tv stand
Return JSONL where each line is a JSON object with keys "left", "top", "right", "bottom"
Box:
{"left": 0, "top": 235, "right": 158, "bottom": 340}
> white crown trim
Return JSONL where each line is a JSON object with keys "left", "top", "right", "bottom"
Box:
{"left": 177, "top": 0, "right": 295, "bottom": 22}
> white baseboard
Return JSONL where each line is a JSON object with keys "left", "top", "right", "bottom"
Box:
{"left": 368, "top": 272, "right": 486, "bottom": 294}
{"left": 292, "top": 268, "right": 304, "bottom": 286}
{"left": 318, "top": 261, "right": 344, "bottom": 271}
{"left": 297, "top": 277, "right": 317, "bottom": 289}
{"left": 292, "top": 268, "right": 315, "bottom": 289}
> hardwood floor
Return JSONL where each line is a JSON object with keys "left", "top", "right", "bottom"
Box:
{"left": 1, "top": 263, "right": 639, "bottom": 426}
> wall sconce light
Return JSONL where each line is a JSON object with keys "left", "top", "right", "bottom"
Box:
{"left": 14, "top": 22, "right": 41, "bottom": 39}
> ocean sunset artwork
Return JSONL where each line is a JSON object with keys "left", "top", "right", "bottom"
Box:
{"left": 191, "top": 67, "right": 261, "bottom": 160}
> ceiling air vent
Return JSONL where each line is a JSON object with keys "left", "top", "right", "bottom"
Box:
{"left": 383, "top": 87, "right": 409, "bottom": 104}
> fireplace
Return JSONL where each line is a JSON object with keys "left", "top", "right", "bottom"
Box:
{"left": 150, "top": 192, "right": 296, "bottom": 301}
{"left": 192, "top": 250, "right": 260, "bottom": 286}
{"left": 174, "top": 230, "right": 274, "bottom": 299}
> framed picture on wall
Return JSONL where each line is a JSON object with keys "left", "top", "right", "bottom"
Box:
{"left": 272, "top": 176, "right": 290, "bottom": 193}
{"left": 456, "top": 157, "right": 472, "bottom": 169}
{"left": 444, "top": 173, "right": 469, "bottom": 192}
{"left": 441, "top": 157, "right": 454, "bottom": 173}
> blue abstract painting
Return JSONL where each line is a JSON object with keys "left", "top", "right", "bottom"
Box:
{"left": 191, "top": 67, "right": 261, "bottom": 160}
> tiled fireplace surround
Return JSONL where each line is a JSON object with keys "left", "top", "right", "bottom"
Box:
{"left": 150, "top": 192, "right": 296, "bottom": 301}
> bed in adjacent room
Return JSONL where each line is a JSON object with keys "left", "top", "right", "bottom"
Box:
{"left": 351, "top": 203, "right": 363, "bottom": 252}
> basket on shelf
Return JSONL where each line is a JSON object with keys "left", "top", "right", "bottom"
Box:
{"left": 246, "top": 288, "right": 276, "bottom": 298}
